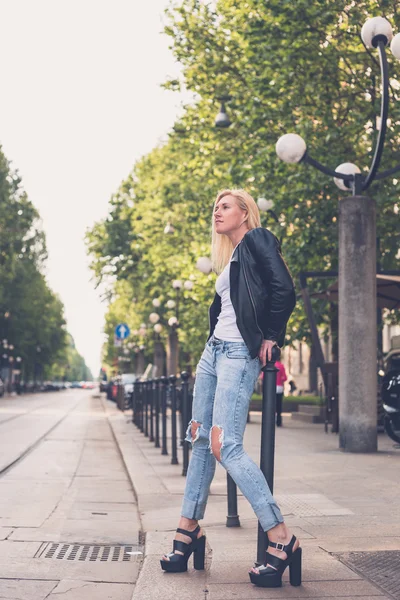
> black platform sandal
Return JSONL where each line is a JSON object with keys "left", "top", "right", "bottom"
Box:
{"left": 160, "top": 525, "right": 206, "bottom": 573}
{"left": 249, "top": 534, "right": 302, "bottom": 588}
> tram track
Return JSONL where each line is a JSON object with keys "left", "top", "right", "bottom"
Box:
{"left": 0, "top": 394, "right": 83, "bottom": 478}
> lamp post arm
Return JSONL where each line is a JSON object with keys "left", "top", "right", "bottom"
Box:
{"left": 303, "top": 154, "right": 354, "bottom": 181}
{"left": 374, "top": 162, "right": 400, "bottom": 180}
{"left": 363, "top": 40, "right": 389, "bottom": 190}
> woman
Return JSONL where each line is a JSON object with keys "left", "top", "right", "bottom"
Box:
{"left": 160, "top": 189, "right": 301, "bottom": 588}
{"left": 275, "top": 359, "right": 287, "bottom": 427}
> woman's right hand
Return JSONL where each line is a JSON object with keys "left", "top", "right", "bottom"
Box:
{"left": 258, "top": 339, "right": 277, "bottom": 366}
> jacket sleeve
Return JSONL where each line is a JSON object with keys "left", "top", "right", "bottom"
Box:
{"left": 245, "top": 228, "right": 296, "bottom": 343}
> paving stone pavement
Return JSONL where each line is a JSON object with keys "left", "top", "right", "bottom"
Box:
{"left": 2, "top": 391, "right": 399, "bottom": 600}
{"left": 104, "top": 397, "right": 400, "bottom": 600}
{"left": 0, "top": 391, "right": 142, "bottom": 599}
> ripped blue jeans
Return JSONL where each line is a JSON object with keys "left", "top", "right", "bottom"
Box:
{"left": 181, "top": 334, "right": 284, "bottom": 531}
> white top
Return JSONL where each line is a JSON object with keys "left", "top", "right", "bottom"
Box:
{"left": 214, "top": 244, "right": 244, "bottom": 342}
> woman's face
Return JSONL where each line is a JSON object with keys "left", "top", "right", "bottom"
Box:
{"left": 214, "top": 195, "right": 247, "bottom": 235}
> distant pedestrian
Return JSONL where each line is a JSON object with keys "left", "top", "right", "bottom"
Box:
{"left": 288, "top": 379, "right": 297, "bottom": 394}
{"left": 275, "top": 360, "right": 287, "bottom": 427}
{"left": 160, "top": 188, "right": 301, "bottom": 589}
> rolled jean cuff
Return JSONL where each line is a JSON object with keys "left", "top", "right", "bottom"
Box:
{"left": 181, "top": 497, "right": 207, "bottom": 521}
{"left": 256, "top": 501, "right": 284, "bottom": 532}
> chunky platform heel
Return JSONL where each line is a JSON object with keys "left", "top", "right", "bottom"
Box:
{"left": 160, "top": 525, "right": 206, "bottom": 573}
{"left": 249, "top": 534, "right": 302, "bottom": 588}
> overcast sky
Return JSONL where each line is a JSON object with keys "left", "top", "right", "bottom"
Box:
{"left": 0, "top": 1, "right": 189, "bottom": 377}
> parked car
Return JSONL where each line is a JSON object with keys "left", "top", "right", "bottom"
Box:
{"left": 121, "top": 373, "right": 137, "bottom": 397}
{"left": 0, "top": 377, "right": 4, "bottom": 397}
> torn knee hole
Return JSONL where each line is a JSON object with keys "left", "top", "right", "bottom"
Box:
{"left": 210, "top": 425, "right": 224, "bottom": 461}
{"left": 186, "top": 419, "right": 201, "bottom": 443}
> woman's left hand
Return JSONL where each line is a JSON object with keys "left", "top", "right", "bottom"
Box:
{"left": 258, "top": 339, "right": 277, "bottom": 366}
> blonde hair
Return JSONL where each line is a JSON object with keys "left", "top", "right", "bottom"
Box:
{"left": 211, "top": 188, "right": 261, "bottom": 274}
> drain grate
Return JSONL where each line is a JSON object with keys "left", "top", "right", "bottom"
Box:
{"left": 336, "top": 551, "right": 400, "bottom": 600}
{"left": 35, "top": 542, "right": 136, "bottom": 562}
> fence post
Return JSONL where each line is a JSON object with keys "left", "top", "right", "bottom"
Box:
{"left": 181, "top": 371, "right": 190, "bottom": 476}
{"left": 144, "top": 380, "right": 149, "bottom": 437}
{"left": 149, "top": 379, "right": 154, "bottom": 443}
{"left": 169, "top": 374, "right": 179, "bottom": 465}
{"left": 132, "top": 381, "right": 139, "bottom": 426}
{"left": 154, "top": 378, "right": 160, "bottom": 448}
{"left": 160, "top": 376, "right": 168, "bottom": 455}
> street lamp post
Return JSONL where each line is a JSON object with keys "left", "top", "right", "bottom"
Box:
{"left": 275, "top": 17, "right": 400, "bottom": 452}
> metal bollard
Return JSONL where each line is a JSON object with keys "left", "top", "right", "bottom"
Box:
{"left": 154, "top": 378, "right": 161, "bottom": 448}
{"left": 226, "top": 473, "right": 240, "bottom": 527}
{"left": 144, "top": 380, "right": 149, "bottom": 437}
{"left": 169, "top": 374, "right": 179, "bottom": 465}
{"left": 138, "top": 381, "right": 144, "bottom": 433}
{"left": 132, "top": 381, "right": 139, "bottom": 426}
{"left": 160, "top": 376, "right": 168, "bottom": 455}
{"left": 149, "top": 379, "right": 154, "bottom": 442}
{"left": 256, "top": 346, "right": 280, "bottom": 566}
{"left": 180, "top": 371, "right": 190, "bottom": 476}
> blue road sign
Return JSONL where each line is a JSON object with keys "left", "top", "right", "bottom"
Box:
{"left": 115, "top": 323, "right": 130, "bottom": 340}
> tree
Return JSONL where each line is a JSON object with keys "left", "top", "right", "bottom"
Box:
{"left": 87, "top": 0, "right": 400, "bottom": 370}
{"left": 0, "top": 145, "right": 71, "bottom": 379}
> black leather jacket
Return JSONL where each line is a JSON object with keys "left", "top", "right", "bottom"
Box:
{"left": 207, "top": 227, "right": 296, "bottom": 359}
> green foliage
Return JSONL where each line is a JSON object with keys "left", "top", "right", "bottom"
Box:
{"left": 87, "top": 0, "right": 400, "bottom": 371}
{"left": 251, "top": 393, "right": 321, "bottom": 404}
{"left": 0, "top": 145, "right": 71, "bottom": 379}
{"left": 48, "top": 333, "right": 93, "bottom": 381}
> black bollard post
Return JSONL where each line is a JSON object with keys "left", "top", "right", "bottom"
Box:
{"left": 181, "top": 371, "right": 190, "bottom": 476}
{"left": 160, "top": 376, "right": 168, "bottom": 455}
{"left": 144, "top": 380, "right": 149, "bottom": 437}
{"left": 149, "top": 379, "right": 154, "bottom": 442}
{"left": 256, "top": 346, "right": 280, "bottom": 566}
{"left": 140, "top": 381, "right": 145, "bottom": 432}
{"left": 226, "top": 473, "right": 240, "bottom": 527}
{"left": 136, "top": 381, "right": 141, "bottom": 428}
{"left": 138, "top": 381, "right": 144, "bottom": 433}
{"left": 178, "top": 387, "right": 184, "bottom": 447}
{"left": 154, "top": 378, "right": 160, "bottom": 448}
{"left": 169, "top": 374, "right": 179, "bottom": 465}
{"left": 132, "top": 381, "right": 138, "bottom": 425}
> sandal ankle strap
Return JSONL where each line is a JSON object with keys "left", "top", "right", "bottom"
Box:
{"left": 268, "top": 534, "right": 296, "bottom": 554}
{"left": 176, "top": 525, "right": 200, "bottom": 541}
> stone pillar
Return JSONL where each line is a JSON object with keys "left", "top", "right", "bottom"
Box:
{"left": 153, "top": 339, "right": 165, "bottom": 378}
{"left": 166, "top": 329, "right": 179, "bottom": 377}
{"left": 339, "top": 196, "right": 377, "bottom": 452}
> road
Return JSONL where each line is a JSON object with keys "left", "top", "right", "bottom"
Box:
{"left": 0, "top": 390, "right": 141, "bottom": 600}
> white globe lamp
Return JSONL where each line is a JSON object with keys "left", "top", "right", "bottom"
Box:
{"left": 333, "top": 162, "right": 361, "bottom": 191}
{"left": 257, "top": 198, "right": 274, "bottom": 212}
{"left": 196, "top": 256, "right": 212, "bottom": 274}
{"left": 361, "top": 17, "right": 393, "bottom": 48}
{"left": 276, "top": 133, "right": 307, "bottom": 163}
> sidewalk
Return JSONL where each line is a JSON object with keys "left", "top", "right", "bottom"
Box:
{"left": 104, "top": 398, "right": 400, "bottom": 600}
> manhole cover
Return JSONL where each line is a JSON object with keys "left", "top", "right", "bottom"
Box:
{"left": 336, "top": 551, "right": 400, "bottom": 599}
{"left": 35, "top": 542, "right": 139, "bottom": 562}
